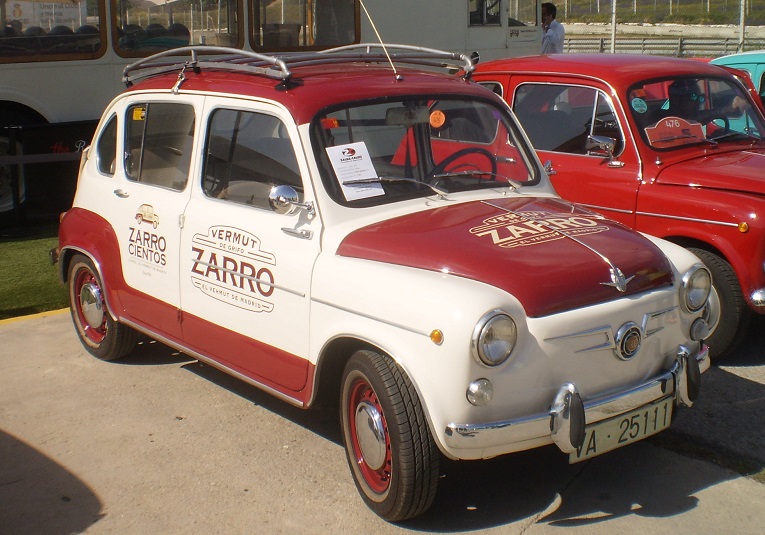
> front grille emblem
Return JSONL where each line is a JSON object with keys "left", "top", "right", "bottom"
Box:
{"left": 615, "top": 322, "right": 642, "bottom": 360}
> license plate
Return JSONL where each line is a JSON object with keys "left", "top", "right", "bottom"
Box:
{"left": 569, "top": 397, "right": 673, "bottom": 463}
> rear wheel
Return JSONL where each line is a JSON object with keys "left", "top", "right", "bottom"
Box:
{"left": 340, "top": 349, "right": 439, "bottom": 521}
{"left": 689, "top": 248, "right": 750, "bottom": 360}
{"left": 68, "top": 253, "right": 137, "bottom": 361}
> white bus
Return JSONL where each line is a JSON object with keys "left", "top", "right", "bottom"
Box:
{"left": 0, "top": 0, "right": 542, "bottom": 221}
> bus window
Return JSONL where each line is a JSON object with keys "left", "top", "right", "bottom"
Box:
{"left": 469, "top": 0, "right": 501, "bottom": 26}
{"left": 252, "top": 0, "right": 356, "bottom": 49}
{"left": 0, "top": 0, "right": 105, "bottom": 60}
{"left": 114, "top": 0, "right": 241, "bottom": 55}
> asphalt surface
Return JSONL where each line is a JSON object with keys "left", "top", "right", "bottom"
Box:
{"left": 1, "top": 310, "right": 763, "bottom": 534}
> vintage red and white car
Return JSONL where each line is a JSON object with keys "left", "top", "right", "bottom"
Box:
{"left": 55, "top": 45, "right": 713, "bottom": 521}
{"left": 472, "top": 54, "right": 765, "bottom": 359}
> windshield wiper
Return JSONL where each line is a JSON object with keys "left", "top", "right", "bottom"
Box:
{"left": 342, "top": 176, "right": 449, "bottom": 197}
{"left": 708, "top": 130, "right": 762, "bottom": 143}
{"left": 430, "top": 170, "right": 521, "bottom": 189}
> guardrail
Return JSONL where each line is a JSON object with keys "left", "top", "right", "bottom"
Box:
{"left": 565, "top": 36, "right": 765, "bottom": 57}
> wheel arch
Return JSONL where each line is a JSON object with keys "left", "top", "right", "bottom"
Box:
{"left": 0, "top": 100, "right": 48, "bottom": 127}
{"left": 59, "top": 246, "right": 121, "bottom": 322}
{"left": 310, "top": 336, "right": 383, "bottom": 410}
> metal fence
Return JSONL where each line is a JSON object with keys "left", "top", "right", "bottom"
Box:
{"left": 565, "top": 36, "right": 765, "bottom": 57}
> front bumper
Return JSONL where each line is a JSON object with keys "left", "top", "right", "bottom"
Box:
{"left": 444, "top": 344, "right": 709, "bottom": 458}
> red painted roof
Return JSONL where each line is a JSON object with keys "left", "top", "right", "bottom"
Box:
{"left": 474, "top": 53, "right": 733, "bottom": 90}
{"left": 126, "top": 63, "right": 494, "bottom": 124}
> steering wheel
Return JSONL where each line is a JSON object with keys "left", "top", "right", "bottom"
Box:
{"left": 428, "top": 147, "right": 498, "bottom": 178}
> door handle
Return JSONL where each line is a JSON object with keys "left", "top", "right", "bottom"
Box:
{"left": 113, "top": 189, "right": 129, "bottom": 198}
{"left": 281, "top": 227, "right": 312, "bottom": 240}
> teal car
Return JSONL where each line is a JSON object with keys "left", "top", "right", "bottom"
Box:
{"left": 711, "top": 50, "right": 765, "bottom": 112}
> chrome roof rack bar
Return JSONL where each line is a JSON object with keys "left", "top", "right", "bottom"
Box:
{"left": 123, "top": 46, "right": 292, "bottom": 86}
{"left": 122, "top": 43, "right": 475, "bottom": 87}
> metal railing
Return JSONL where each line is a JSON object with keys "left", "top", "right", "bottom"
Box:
{"left": 565, "top": 36, "right": 765, "bottom": 57}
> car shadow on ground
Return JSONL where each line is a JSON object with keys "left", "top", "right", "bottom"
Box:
{"left": 0, "top": 430, "right": 103, "bottom": 534}
{"left": 110, "top": 318, "right": 764, "bottom": 532}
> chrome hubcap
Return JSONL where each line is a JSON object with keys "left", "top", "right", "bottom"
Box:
{"left": 354, "top": 401, "right": 386, "bottom": 470}
{"left": 80, "top": 282, "right": 104, "bottom": 329}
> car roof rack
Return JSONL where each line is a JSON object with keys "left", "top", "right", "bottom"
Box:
{"left": 122, "top": 43, "right": 475, "bottom": 89}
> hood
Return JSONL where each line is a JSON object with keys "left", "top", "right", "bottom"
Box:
{"left": 657, "top": 148, "right": 765, "bottom": 195}
{"left": 337, "top": 197, "right": 673, "bottom": 317}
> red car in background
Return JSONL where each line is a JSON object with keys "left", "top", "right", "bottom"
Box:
{"left": 473, "top": 54, "right": 765, "bottom": 358}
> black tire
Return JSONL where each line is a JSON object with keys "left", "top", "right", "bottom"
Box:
{"left": 340, "top": 349, "right": 439, "bottom": 522}
{"left": 68, "top": 253, "right": 138, "bottom": 361}
{"left": 689, "top": 248, "right": 751, "bottom": 360}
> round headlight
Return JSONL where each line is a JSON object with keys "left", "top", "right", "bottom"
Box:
{"left": 682, "top": 264, "right": 712, "bottom": 312}
{"left": 472, "top": 311, "right": 517, "bottom": 366}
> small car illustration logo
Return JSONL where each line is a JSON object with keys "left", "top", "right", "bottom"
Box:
{"left": 135, "top": 204, "right": 159, "bottom": 229}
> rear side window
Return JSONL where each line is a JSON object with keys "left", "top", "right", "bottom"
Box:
{"left": 125, "top": 103, "right": 195, "bottom": 191}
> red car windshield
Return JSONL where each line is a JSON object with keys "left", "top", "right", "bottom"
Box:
{"left": 628, "top": 76, "right": 765, "bottom": 149}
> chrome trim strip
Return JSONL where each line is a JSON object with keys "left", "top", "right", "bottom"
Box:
{"left": 311, "top": 297, "right": 431, "bottom": 337}
{"left": 571, "top": 205, "right": 738, "bottom": 228}
{"left": 191, "top": 258, "right": 305, "bottom": 298}
{"left": 119, "top": 317, "right": 306, "bottom": 408}
{"left": 544, "top": 325, "right": 615, "bottom": 353}
{"left": 635, "top": 211, "right": 740, "bottom": 228}
{"left": 580, "top": 203, "right": 634, "bottom": 215}
{"left": 444, "top": 345, "right": 709, "bottom": 451}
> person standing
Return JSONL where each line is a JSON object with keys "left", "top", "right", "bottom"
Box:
{"left": 541, "top": 3, "right": 565, "bottom": 54}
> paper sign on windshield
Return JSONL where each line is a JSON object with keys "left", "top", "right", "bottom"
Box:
{"left": 326, "top": 142, "right": 385, "bottom": 201}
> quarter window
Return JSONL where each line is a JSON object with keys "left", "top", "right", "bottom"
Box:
{"left": 96, "top": 115, "right": 118, "bottom": 175}
{"left": 125, "top": 103, "right": 195, "bottom": 191}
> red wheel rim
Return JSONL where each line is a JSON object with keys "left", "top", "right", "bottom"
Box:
{"left": 74, "top": 268, "right": 107, "bottom": 344}
{"left": 348, "top": 378, "right": 392, "bottom": 494}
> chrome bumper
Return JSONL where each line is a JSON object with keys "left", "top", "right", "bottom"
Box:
{"left": 751, "top": 288, "right": 765, "bottom": 308}
{"left": 444, "top": 344, "right": 709, "bottom": 455}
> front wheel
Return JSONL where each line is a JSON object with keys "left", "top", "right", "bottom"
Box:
{"left": 68, "top": 253, "right": 137, "bottom": 361}
{"left": 340, "top": 349, "right": 439, "bottom": 521}
{"left": 689, "top": 248, "right": 751, "bottom": 359}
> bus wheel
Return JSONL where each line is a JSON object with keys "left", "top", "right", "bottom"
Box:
{"left": 68, "top": 254, "right": 137, "bottom": 361}
{"left": 340, "top": 349, "right": 439, "bottom": 521}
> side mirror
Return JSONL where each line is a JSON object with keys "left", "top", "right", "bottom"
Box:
{"left": 269, "top": 184, "right": 314, "bottom": 217}
{"left": 586, "top": 135, "right": 624, "bottom": 168}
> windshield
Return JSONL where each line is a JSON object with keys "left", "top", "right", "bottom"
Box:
{"left": 629, "top": 76, "right": 765, "bottom": 150}
{"left": 311, "top": 97, "right": 539, "bottom": 207}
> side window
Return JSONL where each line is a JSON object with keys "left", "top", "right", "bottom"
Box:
{"left": 203, "top": 109, "right": 300, "bottom": 210}
{"left": 96, "top": 115, "right": 118, "bottom": 175}
{"left": 513, "top": 83, "right": 623, "bottom": 155}
{"left": 590, "top": 91, "right": 624, "bottom": 154}
{"left": 125, "top": 103, "right": 195, "bottom": 191}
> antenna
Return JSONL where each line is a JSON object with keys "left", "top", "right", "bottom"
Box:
{"left": 358, "top": 0, "right": 402, "bottom": 80}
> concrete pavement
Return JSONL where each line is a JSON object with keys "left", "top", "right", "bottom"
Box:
{"left": 1, "top": 310, "right": 763, "bottom": 534}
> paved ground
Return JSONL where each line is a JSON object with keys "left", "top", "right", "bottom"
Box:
{"left": 1, "top": 310, "right": 763, "bottom": 534}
